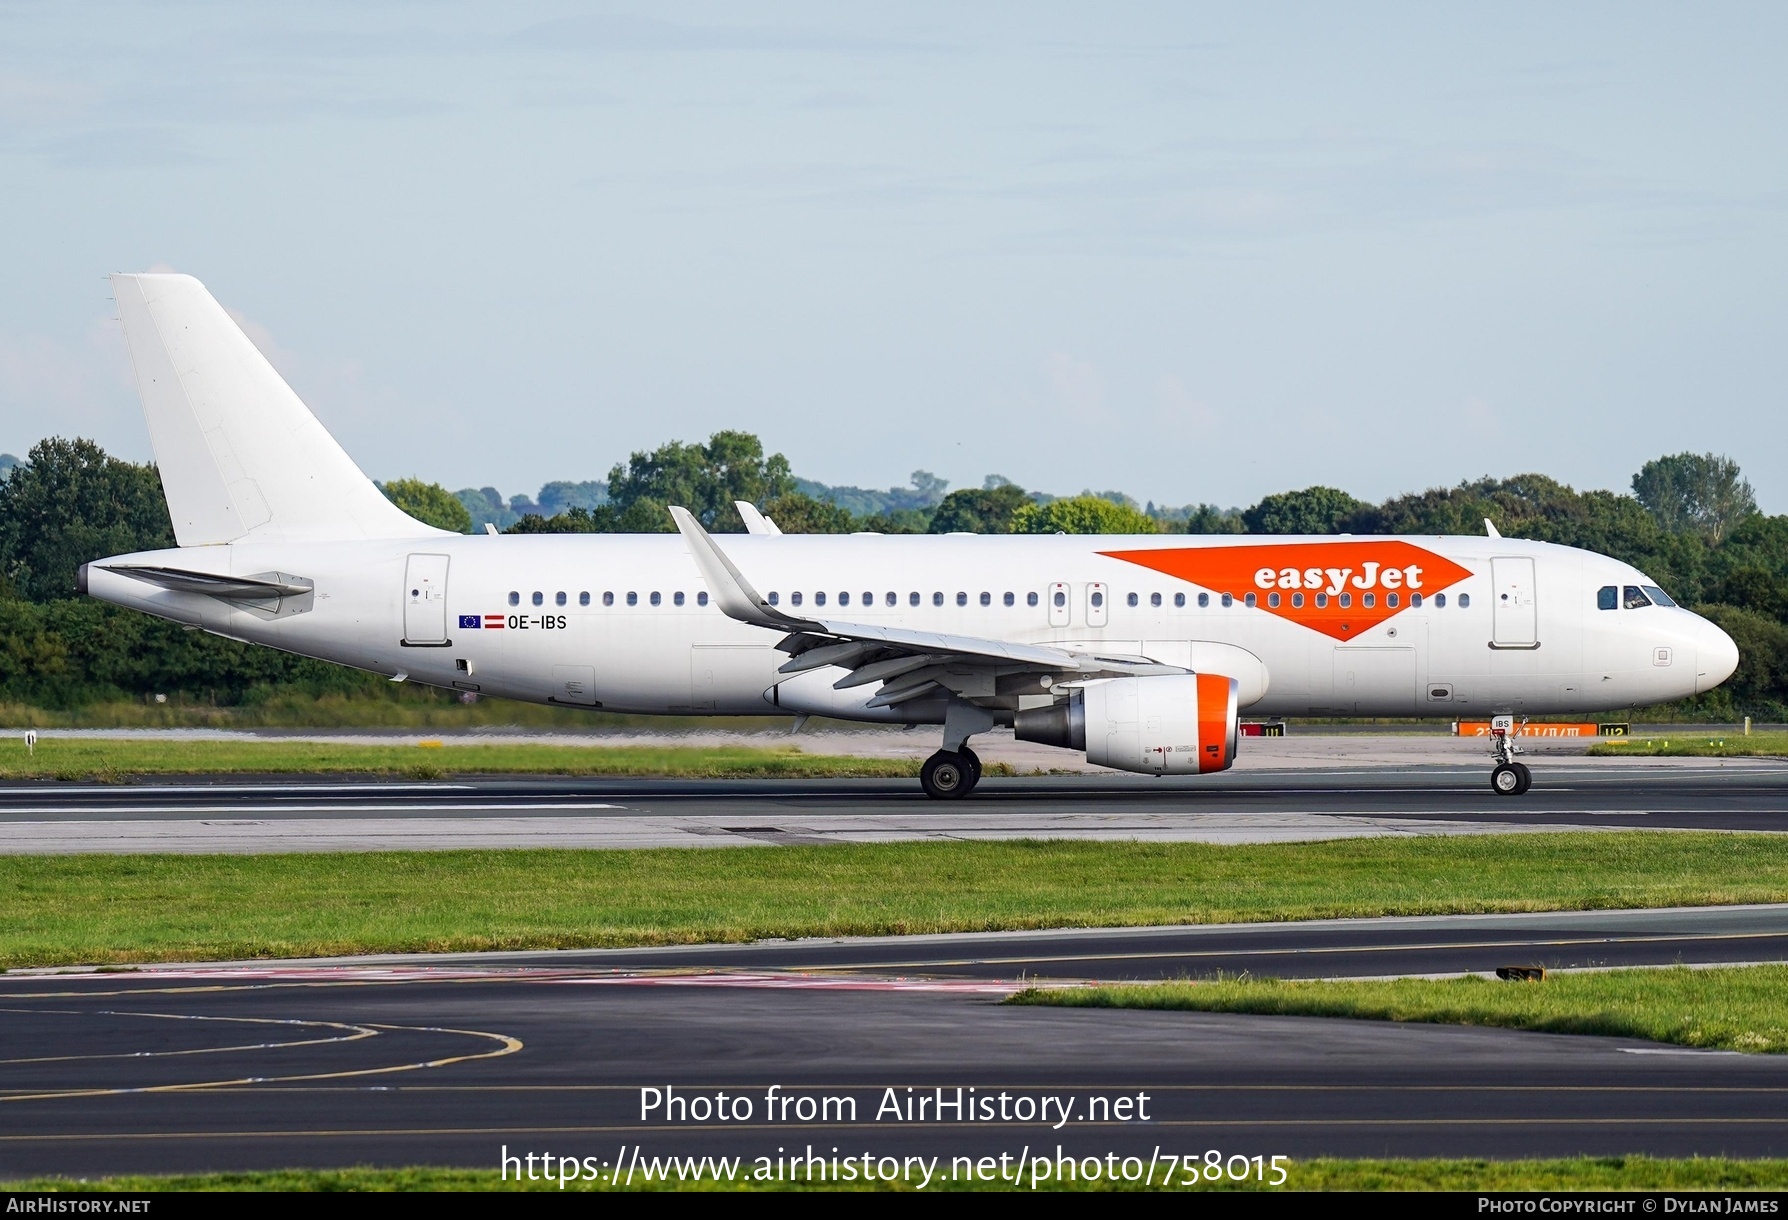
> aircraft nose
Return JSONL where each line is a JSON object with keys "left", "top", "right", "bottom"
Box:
{"left": 1695, "top": 616, "right": 1740, "bottom": 695}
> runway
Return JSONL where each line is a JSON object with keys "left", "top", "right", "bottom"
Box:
{"left": 1, "top": 755, "right": 1785, "bottom": 851}
{"left": 5, "top": 756, "right": 1788, "bottom": 1178}
{"left": 5, "top": 907, "right": 1788, "bottom": 1178}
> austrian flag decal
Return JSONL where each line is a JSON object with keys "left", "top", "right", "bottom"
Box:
{"left": 1101, "top": 541, "right": 1474, "bottom": 641}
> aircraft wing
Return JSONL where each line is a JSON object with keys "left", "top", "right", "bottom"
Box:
{"left": 734, "top": 500, "right": 783, "bottom": 535}
{"left": 670, "top": 507, "right": 1182, "bottom": 708}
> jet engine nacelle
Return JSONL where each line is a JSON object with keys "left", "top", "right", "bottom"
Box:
{"left": 1014, "top": 673, "right": 1240, "bottom": 775}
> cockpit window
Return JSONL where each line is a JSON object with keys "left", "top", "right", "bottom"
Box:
{"left": 1597, "top": 586, "right": 1617, "bottom": 610}
{"left": 1623, "top": 585, "right": 1651, "bottom": 609}
{"left": 1642, "top": 585, "right": 1677, "bottom": 607}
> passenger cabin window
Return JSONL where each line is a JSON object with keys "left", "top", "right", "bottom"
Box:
{"left": 508, "top": 591, "right": 520, "bottom": 606}
{"left": 791, "top": 592, "right": 803, "bottom": 607}
{"left": 697, "top": 592, "right": 709, "bottom": 606}
{"left": 1315, "top": 594, "right": 1328, "bottom": 608}
{"left": 1597, "top": 586, "right": 1618, "bottom": 610}
{"left": 1623, "top": 585, "right": 1651, "bottom": 609}
{"left": 1292, "top": 592, "right": 1304, "bottom": 608}
{"left": 627, "top": 592, "right": 638, "bottom": 606}
{"left": 886, "top": 592, "right": 897, "bottom": 606}
{"left": 1458, "top": 594, "right": 1470, "bottom": 608}
{"left": 1090, "top": 591, "right": 1105, "bottom": 609}
{"left": 1053, "top": 590, "right": 1066, "bottom": 608}
{"left": 980, "top": 592, "right": 992, "bottom": 606}
{"left": 1004, "top": 592, "right": 1016, "bottom": 607}
{"left": 815, "top": 592, "right": 826, "bottom": 607}
{"left": 1411, "top": 593, "right": 1423, "bottom": 607}
{"left": 1434, "top": 593, "right": 1447, "bottom": 608}
{"left": 1362, "top": 593, "right": 1375, "bottom": 607}
{"left": 1175, "top": 593, "right": 1186, "bottom": 607}
{"left": 1338, "top": 593, "right": 1352, "bottom": 608}
{"left": 1220, "top": 593, "right": 1232, "bottom": 607}
{"left": 1267, "top": 592, "right": 1281, "bottom": 608}
{"left": 555, "top": 591, "right": 567, "bottom": 606}
{"left": 862, "top": 591, "right": 872, "bottom": 605}
{"left": 1643, "top": 585, "right": 1676, "bottom": 607}
{"left": 933, "top": 592, "right": 944, "bottom": 606}
{"left": 1028, "top": 592, "right": 1040, "bottom": 607}
{"left": 956, "top": 592, "right": 968, "bottom": 606}
{"left": 579, "top": 592, "right": 591, "bottom": 607}
{"left": 1244, "top": 593, "right": 1256, "bottom": 608}
{"left": 674, "top": 591, "right": 685, "bottom": 606}
{"left": 768, "top": 592, "right": 779, "bottom": 605}
{"left": 1126, "top": 592, "right": 1139, "bottom": 607}
{"left": 1387, "top": 592, "right": 1399, "bottom": 608}
{"left": 1151, "top": 592, "right": 1162, "bottom": 607}
{"left": 603, "top": 592, "right": 614, "bottom": 606}
{"left": 532, "top": 591, "right": 544, "bottom": 606}
{"left": 650, "top": 592, "right": 661, "bottom": 606}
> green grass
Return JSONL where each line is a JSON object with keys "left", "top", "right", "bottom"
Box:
{"left": 0, "top": 737, "right": 933, "bottom": 780}
{"left": 3, "top": 833, "right": 1788, "bottom": 968}
{"left": 1013, "top": 965, "right": 1788, "bottom": 1053}
{"left": 4, "top": 1156, "right": 1785, "bottom": 1191}
{"left": 1590, "top": 731, "right": 1788, "bottom": 757}
{"left": 0, "top": 694, "right": 811, "bottom": 731}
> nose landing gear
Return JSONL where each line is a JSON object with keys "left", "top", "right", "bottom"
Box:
{"left": 1491, "top": 761, "right": 1532, "bottom": 795}
{"left": 1487, "top": 716, "right": 1532, "bottom": 796}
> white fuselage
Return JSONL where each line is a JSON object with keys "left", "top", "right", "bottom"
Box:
{"left": 86, "top": 532, "right": 1738, "bottom": 723}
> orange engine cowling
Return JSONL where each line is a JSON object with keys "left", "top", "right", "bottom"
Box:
{"left": 1013, "top": 673, "right": 1239, "bottom": 775}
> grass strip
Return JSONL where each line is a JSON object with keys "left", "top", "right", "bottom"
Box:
{"left": 1590, "top": 732, "right": 1788, "bottom": 758}
{"left": 4, "top": 1156, "right": 1785, "bottom": 1191}
{"left": 1, "top": 833, "right": 1786, "bottom": 968}
{"left": 0, "top": 738, "right": 933, "bottom": 780}
{"left": 1011, "top": 965, "right": 1788, "bottom": 1054}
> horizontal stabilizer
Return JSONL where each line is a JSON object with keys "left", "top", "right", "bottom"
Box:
{"left": 99, "top": 564, "right": 313, "bottom": 600}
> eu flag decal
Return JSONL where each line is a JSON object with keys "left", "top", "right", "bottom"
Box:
{"left": 458, "top": 614, "right": 482, "bottom": 629}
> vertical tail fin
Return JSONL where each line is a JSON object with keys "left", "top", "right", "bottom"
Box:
{"left": 110, "top": 272, "right": 441, "bottom": 545}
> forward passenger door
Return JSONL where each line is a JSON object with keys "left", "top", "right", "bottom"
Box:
{"left": 1491, "top": 557, "right": 1538, "bottom": 648}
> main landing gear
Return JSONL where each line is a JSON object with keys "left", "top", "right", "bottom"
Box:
{"left": 1487, "top": 715, "right": 1532, "bottom": 796}
{"left": 921, "top": 746, "right": 981, "bottom": 800}
{"left": 921, "top": 701, "right": 995, "bottom": 800}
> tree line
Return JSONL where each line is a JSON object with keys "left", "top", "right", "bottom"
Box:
{"left": 2, "top": 435, "right": 1785, "bottom": 717}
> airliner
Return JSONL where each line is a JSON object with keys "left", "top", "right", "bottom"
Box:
{"left": 80, "top": 274, "right": 1740, "bottom": 798}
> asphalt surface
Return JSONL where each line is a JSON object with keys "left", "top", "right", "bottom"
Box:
{"left": 2, "top": 759, "right": 1787, "bottom": 851}
{"left": 5, "top": 762, "right": 1788, "bottom": 1177}
{"left": 5, "top": 905, "right": 1788, "bottom": 1176}
{"left": 341, "top": 902, "right": 1788, "bottom": 982}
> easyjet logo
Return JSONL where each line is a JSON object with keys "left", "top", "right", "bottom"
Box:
{"left": 1099, "top": 541, "right": 1474, "bottom": 641}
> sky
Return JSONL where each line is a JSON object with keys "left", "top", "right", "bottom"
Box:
{"left": 1, "top": 2, "right": 1784, "bottom": 511}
